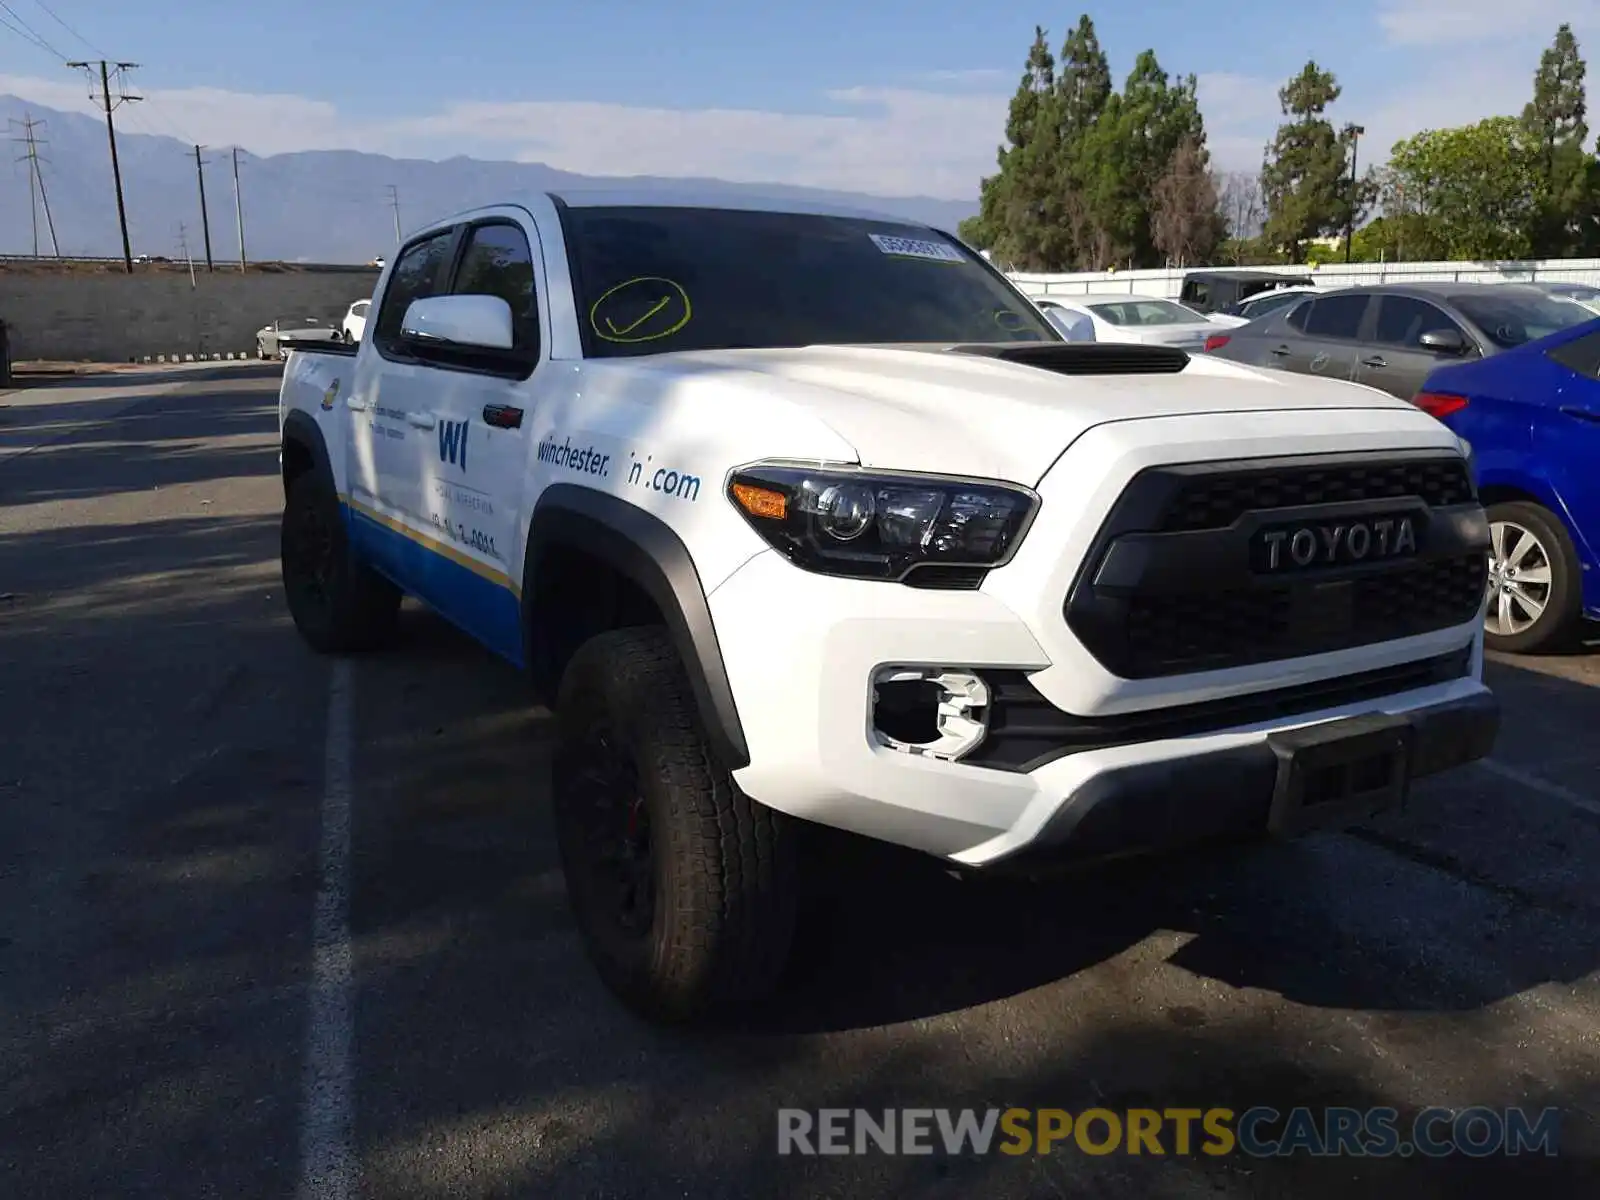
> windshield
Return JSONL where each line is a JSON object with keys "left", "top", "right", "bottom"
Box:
{"left": 1448, "top": 290, "right": 1595, "bottom": 349}
{"left": 559, "top": 206, "right": 1059, "bottom": 357}
{"left": 1086, "top": 299, "right": 1206, "bottom": 326}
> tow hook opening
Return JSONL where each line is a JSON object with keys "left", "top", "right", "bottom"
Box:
{"left": 870, "top": 667, "right": 990, "bottom": 761}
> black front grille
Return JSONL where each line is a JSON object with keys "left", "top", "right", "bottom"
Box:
{"left": 1065, "top": 451, "right": 1489, "bottom": 679}
{"left": 1161, "top": 457, "right": 1474, "bottom": 532}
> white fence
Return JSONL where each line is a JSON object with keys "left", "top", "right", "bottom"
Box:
{"left": 1005, "top": 258, "right": 1600, "bottom": 300}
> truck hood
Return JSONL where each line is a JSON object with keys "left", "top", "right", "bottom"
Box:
{"left": 584, "top": 343, "right": 1420, "bottom": 486}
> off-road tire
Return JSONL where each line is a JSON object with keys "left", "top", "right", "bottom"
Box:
{"left": 1483, "top": 500, "right": 1584, "bottom": 655}
{"left": 552, "top": 626, "right": 798, "bottom": 1023}
{"left": 280, "top": 471, "right": 401, "bottom": 653}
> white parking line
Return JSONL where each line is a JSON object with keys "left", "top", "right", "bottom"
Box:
{"left": 298, "top": 659, "right": 356, "bottom": 1200}
{"left": 1479, "top": 757, "right": 1600, "bottom": 819}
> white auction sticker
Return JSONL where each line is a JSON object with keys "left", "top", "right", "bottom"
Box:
{"left": 868, "top": 233, "right": 965, "bottom": 263}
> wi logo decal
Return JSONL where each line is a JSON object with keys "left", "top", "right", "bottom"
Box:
{"left": 438, "top": 419, "right": 469, "bottom": 469}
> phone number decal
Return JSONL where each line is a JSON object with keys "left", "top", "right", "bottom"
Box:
{"left": 428, "top": 512, "right": 498, "bottom": 559}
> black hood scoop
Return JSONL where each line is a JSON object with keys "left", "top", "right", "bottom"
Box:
{"left": 944, "top": 341, "right": 1191, "bottom": 376}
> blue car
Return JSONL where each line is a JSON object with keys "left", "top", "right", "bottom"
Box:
{"left": 1417, "top": 315, "right": 1600, "bottom": 653}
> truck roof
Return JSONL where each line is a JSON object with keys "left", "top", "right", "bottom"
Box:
{"left": 545, "top": 186, "right": 936, "bottom": 229}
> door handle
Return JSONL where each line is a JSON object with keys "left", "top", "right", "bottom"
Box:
{"left": 1361, "top": 355, "right": 1387, "bottom": 368}
{"left": 1560, "top": 406, "right": 1600, "bottom": 424}
{"left": 1269, "top": 344, "right": 1291, "bottom": 356}
{"left": 345, "top": 395, "right": 369, "bottom": 411}
{"left": 406, "top": 411, "right": 436, "bottom": 429}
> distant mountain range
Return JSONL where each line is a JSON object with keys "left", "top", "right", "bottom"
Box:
{"left": 0, "top": 95, "right": 979, "bottom": 264}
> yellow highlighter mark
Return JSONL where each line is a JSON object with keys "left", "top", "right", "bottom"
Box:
{"left": 590, "top": 276, "right": 692, "bottom": 344}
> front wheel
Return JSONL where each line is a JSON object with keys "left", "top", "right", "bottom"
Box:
{"left": 280, "top": 472, "right": 401, "bottom": 653}
{"left": 1483, "top": 500, "right": 1584, "bottom": 654}
{"left": 552, "top": 627, "right": 798, "bottom": 1023}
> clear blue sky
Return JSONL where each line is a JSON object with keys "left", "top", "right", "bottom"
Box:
{"left": 0, "top": 0, "right": 1586, "bottom": 198}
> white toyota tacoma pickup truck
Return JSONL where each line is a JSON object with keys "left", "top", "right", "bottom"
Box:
{"left": 276, "top": 189, "right": 1499, "bottom": 1023}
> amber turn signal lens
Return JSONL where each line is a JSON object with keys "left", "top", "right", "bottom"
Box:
{"left": 731, "top": 481, "right": 787, "bottom": 519}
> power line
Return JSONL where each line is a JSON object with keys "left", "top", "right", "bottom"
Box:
{"left": 0, "top": 0, "right": 65, "bottom": 58}
{"left": 67, "top": 59, "right": 139, "bottom": 272}
{"left": 10, "top": 110, "right": 59, "bottom": 256}
{"left": 29, "top": 0, "right": 100, "bottom": 54}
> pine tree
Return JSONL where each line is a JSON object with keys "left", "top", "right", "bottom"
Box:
{"left": 1521, "top": 24, "right": 1590, "bottom": 256}
{"left": 973, "top": 27, "right": 1062, "bottom": 270}
{"left": 1049, "top": 14, "right": 1113, "bottom": 266}
{"left": 1259, "top": 62, "right": 1358, "bottom": 263}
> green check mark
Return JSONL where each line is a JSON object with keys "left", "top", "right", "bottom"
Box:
{"left": 606, "top": 295, "right": 671, "bottom": 336}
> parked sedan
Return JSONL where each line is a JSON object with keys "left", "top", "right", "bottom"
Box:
{"left": 1418, "top": 316, "right": 1600, "bottom": 653}
{"left": 1203, "top": 282, "right": 1595, "bottom": 401}
{"left": 255, "top": 316, "right": 341, "bottom": 360}
{"left": 1030, "top": 293, "right": 1220, "bottom": 350}
{"left": 1530, "top": 280, "right": 1600, "bottom": 316}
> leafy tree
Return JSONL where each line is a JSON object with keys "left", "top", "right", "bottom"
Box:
{"left": 1382, "top": 118, "right": 1542, "bottom": 260}
{"left": 1521, "top": 23, "right": 1591, "bottom": 256}
{"left": 1151, "top": 137, "right": 1224, "bottom": 265}
{"left": 1259, "top": 62, "right": 1363, "bottom": 262}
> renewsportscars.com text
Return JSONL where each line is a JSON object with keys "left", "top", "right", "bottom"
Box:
{"left": 776, "top": 1106, "right": 1561, "bottom": 1158}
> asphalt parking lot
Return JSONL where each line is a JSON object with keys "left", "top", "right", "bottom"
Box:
{"left": 2, "top": 366, "right": 1598, "bottom": 1198}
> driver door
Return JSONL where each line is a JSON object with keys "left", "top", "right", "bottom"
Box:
{"left": 1354, "top": 294, "right": 1479, "bottom": 400}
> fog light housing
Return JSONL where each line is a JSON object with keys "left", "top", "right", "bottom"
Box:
{"left": 870, "top": 667, "right": 990, "bottom": 761}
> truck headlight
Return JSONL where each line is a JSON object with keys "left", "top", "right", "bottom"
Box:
{"left": 726, "top": 461, "right": 1038, "bottom": 585}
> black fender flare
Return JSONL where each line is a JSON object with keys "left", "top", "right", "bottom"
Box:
{"left": 522, "top": 484, "right": 750, "bottom": 770}
{"left": 281, "top": 409, "right": 336, "bottom": 492}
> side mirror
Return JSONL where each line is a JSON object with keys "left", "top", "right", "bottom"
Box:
{"left": 1419, "top": 328, "right": 1468, "bottom": 355}
{"left": 401, "top": 294, "right": 514, "bottom": 351}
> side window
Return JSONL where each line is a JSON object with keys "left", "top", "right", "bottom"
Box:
{"left": 1547, "top": 329, "right": 1600, "bottom": 380}
{"left": 1303, "top": 294, "right": 1368, "bottom": 340}
{"left": 354, "top": 301, "right": 370, "bottom": 317}
{"left": 1373, "top": 296, "right": 1463, "bottom": 348}
{"left": 451, "top": 222, "right": 539, "bottom": 356}
{"left": 373, "top": 229, "right": 455, "bottom": 354}
{"left": 1284, "top": 300, "right": 1311, "bottom": 331}
{"left": 1184, "top": 281, "right": 1210, "bottom": 308}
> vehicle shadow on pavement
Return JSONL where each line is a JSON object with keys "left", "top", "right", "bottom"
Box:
{"left": 345, "top": 606, "right": 1600, "bottom": 1200}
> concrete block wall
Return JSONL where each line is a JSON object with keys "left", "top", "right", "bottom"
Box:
{"left": 0, "top": 266, "right": 382, "bottom": 362}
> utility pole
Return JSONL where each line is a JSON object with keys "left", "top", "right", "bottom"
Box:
{"left": 193, "top": 145, "right": 214, "bottom": 271}
{"left": 1344, "top": 123, "right": 1364, "bottom": 265}
{"left": 68, "top": 60, "right": 140, "bottom": 273}
{"left": 11, "top": 113, "right": 62, "bottom": 258}
{"left": 385, "top": 183, "right": 401, "bottom": 242}
{"left": 231, "top": 146, "right": 247, "bottom": 272}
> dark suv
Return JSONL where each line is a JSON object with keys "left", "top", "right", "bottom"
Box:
{"left": 1203, "top": 282, "right": 1596, "bottom": 400}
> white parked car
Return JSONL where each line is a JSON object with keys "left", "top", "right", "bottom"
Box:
{"left": 277, "top": 190, "right": 1497, "bottom": 1022}
{"left": 1531, "top": 280, "right": 1600, "bottom": 316}
{"left": 341, "top": 299, "right": 371, "bottom": 343}
{"left": 1032, "top": 293, "right": 1223, "bottom": 351}
{"left": 1208, "top": 286, "right": 1328, "bottom": 329}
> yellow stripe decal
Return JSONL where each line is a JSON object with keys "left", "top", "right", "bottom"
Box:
{"left": 344, "top": 496, "right": 520, "bottom": 596}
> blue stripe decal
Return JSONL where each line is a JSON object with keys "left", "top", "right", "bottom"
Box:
{"left": 344, "top": 503, "right": 525, "bottom": 668}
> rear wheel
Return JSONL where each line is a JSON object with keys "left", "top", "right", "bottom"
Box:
{"left": 1483, "top": 500, "right": 1583, "bottom": 654}
{"left": 552, "top": 627, "right": 797, "bottom": 1023}
{"left": 280, "top": 471, "right": 401, "bottom": 653}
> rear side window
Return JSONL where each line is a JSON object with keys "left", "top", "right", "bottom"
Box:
{"left": 1304, "top": 294, "right": 1368, "bottom": 340}
{"left": 451, "top": 221, "right": 540, "bottom": 356}
{"left": 1547, "top": 329, "right": 1600, "bottom": 380}
{"left": 1183, "top": 280, "right": 1210, "bottom": 308}
{"left": 373, "top": 230, "right": 454, "bottom": 353}
{"left": 1284, "top": 300, "right": 1311, "bottom": 331}
{"left": 1373, "top": 296, "right": 1464, "bottom": 348}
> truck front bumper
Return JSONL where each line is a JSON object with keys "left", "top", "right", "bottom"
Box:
{"left": 974, "top": 690, "right": 1498, "bottom": 874}
{"left": 709, "top": 549, "right": 1498, "bottom": 868}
